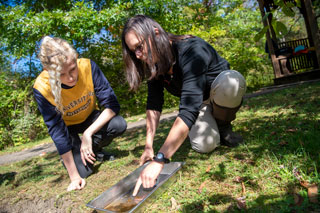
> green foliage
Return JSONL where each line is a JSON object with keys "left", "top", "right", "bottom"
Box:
{"left": 272, "top": 19, "right": 288, "bottom": 37}
{"left": 0, "top": 70, "right": 47, "bottom": 149}
{"left": 0, "top": 0, "right": 277, "bottom": 149}
{"left": 9, "top": 113, "right": 47, "bottom": 146}
{"left": 254, "top": 0, "right": 315, "bottom": 42}
{"left": 0, "top": 1, "right": 127, "bottom": 57}
{"left": 186, "top": 3, "right": 274, "bottom": 90}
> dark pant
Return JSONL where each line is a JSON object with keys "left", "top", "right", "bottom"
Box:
{"left": 67, "top": 110, "right": 127, "bottom": 178}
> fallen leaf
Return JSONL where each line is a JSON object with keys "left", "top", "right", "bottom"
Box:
{"left": 19, "top": 189, "right": 27, "bottom": 194}
{"left": 198, "top": 181, "right": 207, "bottom": 194}
{"left": 300, "top": 181, "right": 310, "bottom": 188}
{"left": 242, "top": 159, "right": 255, "bottom": 165}
{"left": 205, "top": 165, "right": 211, "bottom": 173}
{"left": 286, "top": 128, "right": 297, "bottom": 133}
{"left": 241, "top": 182, "right": 246, "bottom": 196}
{"left": 308, "top": 184, "right": 318, "bottom": 203}
{"left": 170, "top": 197, "right": 180, "bottom": 210}
{"left": 223, "top": 183, "right": 236, "bottom": 189}
{"left": 278, "top": 141, "right": 288, "bottom": 146}
{"left": 236, "top": 196, "right": 246, "bottom": 210}
{"left": 294, "top": 193, "right": 304, "bottom": 206}
{"left": 299, "top": 181, "right": 318, "bottom": 204}
{"left": 233, "top": 176, "right": 243, "bottom": 183}
{"left": 274, "top": 174, "right": 281, "bottom": 180}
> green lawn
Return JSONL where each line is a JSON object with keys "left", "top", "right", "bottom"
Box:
{"left": 0, "top": 81, "right": 319, "bottom": 212}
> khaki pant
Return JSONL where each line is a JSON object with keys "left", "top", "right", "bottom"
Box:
{"left": 189, "top": 70, "right": 246, "bottom": 153}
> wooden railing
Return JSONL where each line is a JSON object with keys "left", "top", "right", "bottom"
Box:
{"left": 279, "top": 54, "right": 315, "bottom": 73}
{"left": 278, "top": 38, "right": 310, "bottom": 49}
{"left": 276, "top": 38, "right": 316, "bottom": 75}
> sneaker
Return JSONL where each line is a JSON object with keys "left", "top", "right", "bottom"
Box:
{"left": 96, "top": 151, "right": 116, "bottom": 162}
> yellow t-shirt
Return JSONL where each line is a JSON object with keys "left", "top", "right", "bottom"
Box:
{"left": 33, "top": 58, "right": 97, "bottom": 126}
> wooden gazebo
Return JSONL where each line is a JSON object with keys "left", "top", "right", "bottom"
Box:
{"left": 257, "top": 0, "right": 320, "bottom": 84}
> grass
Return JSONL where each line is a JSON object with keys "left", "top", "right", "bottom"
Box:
{"left": 0, "top": 108, "right": 179, "bottom": 156}
{"left": 0, "top": 81, "right": 319, "bottom": 212}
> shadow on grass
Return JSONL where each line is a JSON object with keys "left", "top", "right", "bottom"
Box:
{"left": 162, "top": 82, "right": 319, "bottom": 211}
{"left": 183, "top": 182, "right": 320, "bottom": 212}
{"left": 181, "top": 82, "right": 320, "bottom": 211}
{"left": 182, "top": 193, "right": 291, "bottom": 212}
{"left": 0, "top": 172, "right": 17, "bottom": 186}
{"left": 12, "top": 161, "right": 56, "bottom": 187}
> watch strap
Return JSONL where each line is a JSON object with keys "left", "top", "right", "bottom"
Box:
{"left": 153, "top": 152, "right": 170, "bottom": 164}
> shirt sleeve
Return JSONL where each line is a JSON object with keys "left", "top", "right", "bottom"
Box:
{"left": 146, "top": 77, "right": 164, "bottom": 112}
{"left": 177, "top": 39, "right": 210, "bottom": 129}
{"left": 33, "top": 88, "right": 72, "bottom": 155}
{"left": 91, "top": 60, "right": 120, "bottom": 114}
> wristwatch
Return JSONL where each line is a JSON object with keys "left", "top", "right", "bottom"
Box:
{"left": 153, "top": 152, "right": 170, "bottom": 164}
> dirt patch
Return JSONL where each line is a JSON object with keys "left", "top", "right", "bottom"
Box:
{"left": 0, "top": 196, "right": 78, "bottom": 213}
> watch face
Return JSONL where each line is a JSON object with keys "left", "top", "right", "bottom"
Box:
{"left": 156, "top": 153, "right": 164, "bottom": 159}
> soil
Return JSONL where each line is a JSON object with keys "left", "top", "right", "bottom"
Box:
{"left": 0, "top": 197, "right": 75, "bottom": 213}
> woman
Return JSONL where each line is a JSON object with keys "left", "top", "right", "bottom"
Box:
{"left": 33, "top": 36, "right": 127, "bottom": 191}
{"left": 121, "top": 15, "right": 246, "bottom": 195}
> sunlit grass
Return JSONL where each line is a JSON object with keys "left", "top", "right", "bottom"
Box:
{"left": 0, "top": 81, "right": 319, "bottom": 212}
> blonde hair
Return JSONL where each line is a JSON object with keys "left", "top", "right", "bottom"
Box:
{"left": 38, "top": 36, "right": 78, "bottom": 114}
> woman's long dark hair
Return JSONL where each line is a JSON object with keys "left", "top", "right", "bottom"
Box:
{"left": 121, "top": 15, "right": 193, "bottom": 91}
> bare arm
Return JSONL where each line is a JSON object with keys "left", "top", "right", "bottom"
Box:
{"left": 158, "top": 116, "right": 189, "bottom": 158}
{"left": 139, "top": 110, "right": 161, "bottom": 165}
{"left": 145, "top": 110, "right": 161, "bottom": 149}
{"left": 81, "top": 108, "right": 116, "bottom": 165}
{"left": 61, "top": 151, "right": 86, "bottom": 191}
{"left": 133, "top": 117, "right": 189, "bottom": 195}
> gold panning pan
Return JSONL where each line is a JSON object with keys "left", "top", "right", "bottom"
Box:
{"left": 86, "top": 162, "right": 185, "bottom": 212}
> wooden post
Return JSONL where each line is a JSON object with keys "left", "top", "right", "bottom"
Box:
{"left": 257, "top": 0, "right": 282, "bottom": 78}
{"left": 303, "top": 0, "right": 320, "bottom": 68}
{"left": 265, "top": 4, "right": 277, "bottom": 42}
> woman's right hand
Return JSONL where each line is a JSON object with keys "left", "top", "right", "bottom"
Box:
{"left": 140, "top": 147, "right": 154, "bottom": 166}
{"left": 80, "top": 132, "right": 96, "bottom": 166}
{"left": 67, "top": 177, "right": 86, "bottom": 191}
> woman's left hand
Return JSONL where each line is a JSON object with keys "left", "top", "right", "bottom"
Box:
{"left": 67, "top": 177, "right": 86, "bottom": 191}
{"left": 132, "top": 161, "right": 164, "bottom": 196}
{"left": 80, "top": 132, "right": 96, "bottom": 166}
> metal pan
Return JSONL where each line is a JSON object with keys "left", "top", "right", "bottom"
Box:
{"left": 86, "top": 161, "right": 185, "bottom": 212}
